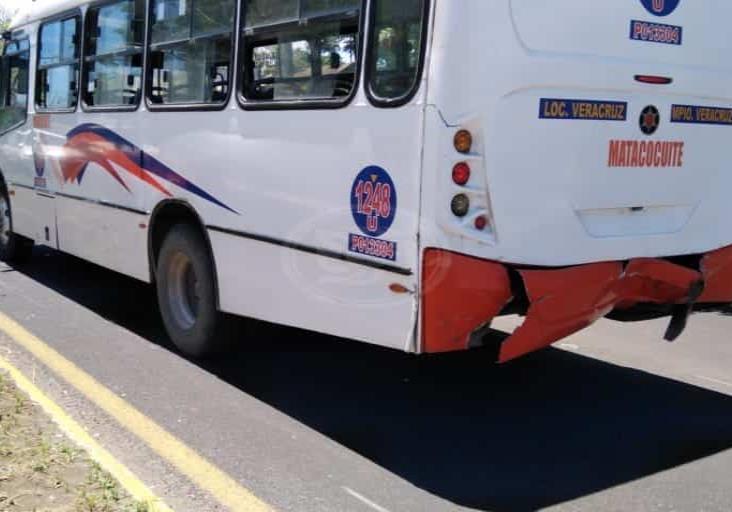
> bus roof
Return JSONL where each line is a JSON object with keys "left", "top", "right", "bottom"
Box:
{"left": 9, "top": 0, "right": 87, "bottom": 30}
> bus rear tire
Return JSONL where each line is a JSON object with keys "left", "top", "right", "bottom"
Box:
{"left": 0, "top": 186, "right": 33, "bottom": 264}
{"left": 156, "top": 224, "right": 231, "bottom": 358}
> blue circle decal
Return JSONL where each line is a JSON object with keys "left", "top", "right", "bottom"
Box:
{"left": 640, "top": 0, "right": 680, "bottom": 17}
{"left": 351, "top": 166, "right": 397, "bottom": 237}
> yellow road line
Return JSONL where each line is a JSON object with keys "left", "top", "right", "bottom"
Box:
{"left": 0, "top": 311, "right": 273, "bottom": 512}
{"left": 0, "top": 355, "right": 172, "bottom": 512}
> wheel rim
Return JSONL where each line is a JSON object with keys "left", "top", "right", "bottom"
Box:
{"left": 0, "top": 195, "right": 9, "bottom": 249}
{"left": 166, "top": 251, "right": 200, "bottom": 330}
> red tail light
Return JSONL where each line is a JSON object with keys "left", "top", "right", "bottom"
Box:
{"left": 474, "top": 215, "right": 487, "bottom": 231}
{"left": 452, "top": 162, "right": 471, "bottom": 185}
{"left": 634, "top": 75, "right": 673, "bottom": 85}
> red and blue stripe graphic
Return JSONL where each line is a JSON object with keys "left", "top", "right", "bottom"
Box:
{"left": 62, "top": 124, "right": 238, "bottom": 214}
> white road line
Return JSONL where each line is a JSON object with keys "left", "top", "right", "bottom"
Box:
{"left": 695, "top": 375, "right": 732, "bottom": 389}
{"left": 343, "top": 487, "right": 392, "bottom": 512}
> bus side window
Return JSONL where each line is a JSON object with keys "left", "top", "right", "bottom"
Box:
{"left": 240, "top": 0, "right": 361, "bottom": 104}
{"left": 367, "top": 0, "right": 427, "bottom": 105}
{"left": 147, "top": 0, "right": 235, "bottom": 106}
{"left": 83, "top": 0, "right": 145, "bottom": 109}
{"left": 36, "top": 16, "right": 81, "bottom": 111}
{"left": 0, "top": 39, "right": 30, "bottom": 132}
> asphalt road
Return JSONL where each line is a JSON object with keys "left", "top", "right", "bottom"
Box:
{"left": 0, "top": 247, "right": 731, "bottom": 512}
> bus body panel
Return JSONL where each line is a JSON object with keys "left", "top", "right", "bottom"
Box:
{"left": 1, "top": 0, "right": 426, "bottom": 353}
{"left": 9, "top": 0, "right": 84, "bottom": 28}
{"left": 134, "top": 102, "right": 424, "bottom": 351}
{"left": 8, "top": 185, "right": 50, "bottom": 243}
{"left": 511, "top": 0, "right": 731, "bottom": 72}
{"left": 212, "top": 231, "right": 417, "bottom": 351}
{"left": 4, "top": 0, "right": 732, "bottom": 361}
{"left": 30, "top": 107, "right": 150, "bottom": 281}
{"left": 1, "top": 124, "right": 46, "bottom": 243}
{"left": 55, "top": 196, "right": 150, "bottom": 282}
{"left": 132, "top": 104, "right": 423, "bottom": 270}
{"left": 423, "top": 0, "right": 732, "bottom": 267}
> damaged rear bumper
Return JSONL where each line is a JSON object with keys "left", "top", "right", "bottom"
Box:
{"left": 421, "top": 245, "right": 732, "bottom": 363}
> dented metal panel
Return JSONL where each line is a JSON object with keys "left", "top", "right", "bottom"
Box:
{"left": 422, "top": 249, "right": 513, "bottom": 353}
{"left": 498, "top": 259, "right": 703, "bottom": 363}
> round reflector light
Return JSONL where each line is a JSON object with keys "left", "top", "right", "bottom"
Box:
{"left": 452, "top": 162, "right": 471, "bottom": 185}
{"left": 454, "top": 130, "right": 473, "bottom": 154}
{"left": 474, "top": 215, "right": 488, "bottom": 231}
{"left": 451, "top": 194, "right": 470, "bottom": 217}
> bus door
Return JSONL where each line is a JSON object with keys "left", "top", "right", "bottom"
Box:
{"left": 48, "top": 2, "right": 149, "bottom": 281}
{"left": 0, "top": 36, "right": 57, "bottom": 246}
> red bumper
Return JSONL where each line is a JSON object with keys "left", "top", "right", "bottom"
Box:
{"left": 421, "top": 245, "right": 732, "bottom": 363}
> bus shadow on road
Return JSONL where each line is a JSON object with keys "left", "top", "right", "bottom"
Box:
{"left": 15, "top": 249, "right": 732, "bottom": 512}
{"left": 223, "top": 328, "right": 732, "bottom": 512}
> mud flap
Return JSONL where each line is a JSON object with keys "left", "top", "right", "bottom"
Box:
{"left": 498, "top": 259, "right": 703, "bottom": 363}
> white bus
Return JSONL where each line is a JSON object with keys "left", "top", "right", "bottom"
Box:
{"left": 2, "top": 0, "right": 732, "bottom": 363}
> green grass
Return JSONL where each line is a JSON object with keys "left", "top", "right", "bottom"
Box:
{"left": 1, "top": 370, "right": 143, "bottom": 511}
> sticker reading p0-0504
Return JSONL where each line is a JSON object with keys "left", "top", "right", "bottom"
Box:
{"left": 349, "top": 233, "right": 397, "bottom": 261}
{"left": 630, "top": 20, "right": 682, "bottom": 46}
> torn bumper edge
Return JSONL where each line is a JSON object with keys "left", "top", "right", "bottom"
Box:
{"left": 421, "top": 245, "right": 732, "bottom": 363}
{"left": 699, "top": 245, "right": 732, "bottom": 303}
{"left": 422, "top": 249, "right": 513, "bottom": 354}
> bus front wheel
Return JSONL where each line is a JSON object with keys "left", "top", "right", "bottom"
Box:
{"left": 0, "top": 186, "right": 34, "bottom": 263}
{"left": 156, "top": 224, "right": 231, "bottom": 358}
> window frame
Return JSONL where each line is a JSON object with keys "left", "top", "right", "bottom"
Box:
{"left": 144, "top": 0, "right": 239, "bottom": 112}
{"left": 236, "top": 0, "right": 367, "bottom": 111}
{"left": 0, "top": 37, "right": 31, "bottom": 137}
{"left": 81, "top": 0, "right": 146, "bottom": 113}
{"left": 364, "top": 0, "right": 431, "bottom": 108}
{"left": 35, "top": 9, "right": 83, "bottom": 113}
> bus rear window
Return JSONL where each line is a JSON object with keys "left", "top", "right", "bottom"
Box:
{"left": 367, "top": 0, "right": 427, "bottom": 105}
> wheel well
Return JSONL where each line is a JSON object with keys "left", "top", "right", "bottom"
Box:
{"left": 148, "top": 201, "right": 220, "bottom": 307}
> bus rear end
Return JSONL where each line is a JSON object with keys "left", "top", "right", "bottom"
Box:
{"left": 419, "top": 1, "right": 732, "bottom": 361}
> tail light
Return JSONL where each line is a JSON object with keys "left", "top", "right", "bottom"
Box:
{"left": 454, "top": 130, "right": 473, "bottom": 154}
{"left": 446, "top": 126, "right": 495, "bottom": 239}
{"left": 451, "top": 194, "right": 470, "bottom": 217}
{"left": 452, "top": 162, "right": 471, "bottom": 185}
{"left": 474, "top": 215, "right": 488, "bottom": 231}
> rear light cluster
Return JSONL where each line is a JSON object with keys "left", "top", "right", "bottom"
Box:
{"left": 449, "top": 129, "right": 491, "bottom": 233}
